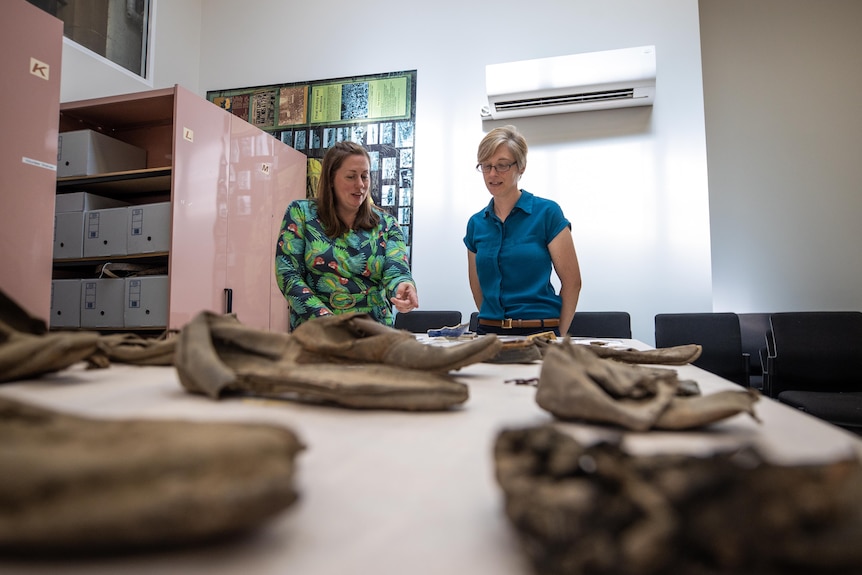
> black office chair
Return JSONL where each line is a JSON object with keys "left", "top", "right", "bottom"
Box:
{"left": 654, "top": 312, "right": 749, "bottom": 386}
{"left": 568, "top": 311, "right": 632, "bottom": 338}
{"left": 738, "top": 312, "right": 772, "bottom": 390}
{"left": 469, "top": 311, "right": 479, "bottom": 332}
{"left": 394, "top": 310, "right": 462, "bottom": 334}
{"left": 764, "top": 312, "right": 862, "bottom": 432}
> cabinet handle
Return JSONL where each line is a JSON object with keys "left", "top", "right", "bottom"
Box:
{"left": 224, "top": 288, "right": 233, "bottom": 314}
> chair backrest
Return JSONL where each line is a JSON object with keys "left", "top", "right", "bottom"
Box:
{"left": 469, "top": 311, "right": 479, "bottom": 332}
{"left": 767, "top": 311, "right": 862, "bottom": 395}
{"left": 738, "top": 312, "right": 772, "bottom": 387}
{"left": 394, "top": 310, "right": 462, "bottom": 334}
{"left": 654, "top": 312, "right": 748, "bottom": 386}
{"left": 568, "top": 311, "right": 632, "bottom": 338}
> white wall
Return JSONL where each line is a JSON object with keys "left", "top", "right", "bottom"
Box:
{"left": 58, "top": 0, "right": 739, "bottom": 344}
{"left": 700, "top": 0, "right": 862, "bottom": 316}
{"left": 53, "top": 0, "right": 862, "bottom": 344}
{"left": 60, "top": 0, "right": 202, "bottom": 102}
{"left": 194, "top": 0, "right": 712, "bottom": 343}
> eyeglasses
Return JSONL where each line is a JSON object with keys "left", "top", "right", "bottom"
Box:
{"left": 476, "top": 162, "right": 517, "bottom": 174}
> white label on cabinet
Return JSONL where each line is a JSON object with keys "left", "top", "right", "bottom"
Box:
{"left": 30, "top": 57, "right": 49, "bottom": 80}
{"left": 260, "top": 162, "right": 271, "bottom": 175}
{"left": 183, "top": 127, "right": 194, "bottom": 142}
{"left": 22, "top": 156, "right": 56, "bottom": 171}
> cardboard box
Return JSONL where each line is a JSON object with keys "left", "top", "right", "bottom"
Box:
{"left": 83, "top": 207, "right": 129, "bottom": 257}
{"left": 124, "top": 275, "right": 169, "bottom": 328}
{"left": 50, "top": 279, "right": 82, "bottom": 328}
{"left": 80, "top": 278, "right": 125, "bottom": 328}
{"left": 127, "top": 202, "right": 171, "bottom": 254}
{"left": 57, "top": 130, "right": 147, "bottom": 177}
{"left": 53, "top": 211, "right": 85, "bottom": 259}
{"left": 56, "top": 192, "right": 128, "bottom": 213}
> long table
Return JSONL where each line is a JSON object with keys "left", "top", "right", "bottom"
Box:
{"left": 1, "top": 338, "right": 860, "bottom": 574}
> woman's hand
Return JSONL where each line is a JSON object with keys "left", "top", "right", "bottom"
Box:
{"left": 391, "top": 282, "right": 419, "bottom": 313}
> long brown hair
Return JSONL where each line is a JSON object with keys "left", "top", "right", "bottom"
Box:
{"left": 316, "top": 141, "right": 380, "bottom": 237}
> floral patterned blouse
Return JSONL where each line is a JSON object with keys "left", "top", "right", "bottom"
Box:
{"left": 275, "top": 199, "right": 414, "bottom": 330}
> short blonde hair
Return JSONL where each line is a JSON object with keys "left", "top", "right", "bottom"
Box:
{"left": 477, "top": 125, "right": 528, "bottom": 170}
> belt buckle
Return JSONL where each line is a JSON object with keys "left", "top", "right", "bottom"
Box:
{"left": 502, "top": 318, "right": 513, "bottom": 329}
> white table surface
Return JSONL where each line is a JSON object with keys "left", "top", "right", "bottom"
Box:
{"left": 1, "top": 338, "right": 860, "bottom": 574}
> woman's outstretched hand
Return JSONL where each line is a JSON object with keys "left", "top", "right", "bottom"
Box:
{"left": 391, "top": 282, "right": 419, "bottom": 313}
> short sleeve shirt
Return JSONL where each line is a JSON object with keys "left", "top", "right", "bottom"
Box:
{"left": 464, "top": 190, "right": 570, "bottom": 320}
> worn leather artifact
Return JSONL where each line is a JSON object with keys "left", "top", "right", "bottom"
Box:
{"left": 0, "top": 318, "right": 100, "bottom": 383}
{"left": 175, "top": 311, "right": 476, "bottom": 410}
{"left": 0, "top": 395, "right": 303, "bottom": 556}
{"left": 536, "top": 342, "right": 759, "bottom": 430}
{"left": 494, "top": 425, "right": 862, "bottom": 575}
{"left": 583, "top": 341, "right": 703, "bottom": 365}
{"left": 290, "top": 312, "right": 502, "bottom": 372}
{"left": 93, "top": 332, "right": 176, "bottom": 366}
{"left": 485, "top": 332, "right": 557, "bottom": 364}
{"left": 0, "top": 287, "right": 174, "bottom": 380}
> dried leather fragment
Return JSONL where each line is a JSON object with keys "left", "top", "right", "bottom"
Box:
{"left": 536, "top": 343, "right": 758, "bottom": 430}
{"left": 494, "top": 425, "right": 862, "bottom": 575}
{"left": 175, "top": 312, "right": 473, "bottom": 410}
{"left": 0, "top": 396, "right": 303, "bottom": 556}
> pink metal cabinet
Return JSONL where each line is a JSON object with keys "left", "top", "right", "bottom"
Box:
{"left": 55, "top": 85, "right": 305, "bottom": 333}
{"left": 0, "top": 1, "right": 63, "bottom": 322}
{"left": 168, "top": 86, "right": 232, "bottom": 329}
{"left": 226, "top": 116, "right": 307, "bottom": 332}
{"left": 267, "top": 133, "right": 307, "bottom": 332}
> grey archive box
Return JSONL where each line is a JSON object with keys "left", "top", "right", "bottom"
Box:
{"left": 127, "top": 202, "right": 171, "bottom": 254}
{"left": 124, "top": 275, "right": 168, "bottom": 328}
{"left": 57, "top": 130, "right": 147, "bottom": 177}
{"left": 53, "top": 212, "right": 85, "bottom": 259}
{"left": 80, "top": 278, "right": 125, "bottom": 329}
{"left": 50, "top": 279, "right": 82, "bottom": 328}
{"left": 55, "top": 191, "right": 129, "bottom": 213}
{"left": 83, "top": 207, "right": 128, "bottom": 258}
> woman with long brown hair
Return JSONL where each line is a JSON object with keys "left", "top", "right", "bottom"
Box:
{"left": 275, "top": 141, "right": 418, "bottom": 329}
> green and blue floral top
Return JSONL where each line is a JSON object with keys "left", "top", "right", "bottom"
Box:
{"left": 275, "top": 199, "right": 414, "bottom": 330}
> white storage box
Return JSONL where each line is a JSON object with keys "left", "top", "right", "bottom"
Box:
{"left": 50, "top": 279, "right": 82, "bottom": 328}
{"left": 124, "top": 275, "right": 169, "bottom": 328}
{"left": 80, "top": 278, "right": 125, "bottom": 328}
{"left": 58, "top": 130, "right": 147, "bottom": 177}
{"left": 53, "top": 212, "right": 85, "bottom": 259}
{"left": 83, "top": 207, "right": 129, "bottom": 258}
{"left": 56, "top": 192, "right": 128, "bottom": 213}
{"left": 127, "top": 202, "right": 171, "bottom": 254}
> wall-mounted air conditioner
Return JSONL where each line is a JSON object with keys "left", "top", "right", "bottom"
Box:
{"left": 481, "top": 45, "right": 656, "bottom": 120}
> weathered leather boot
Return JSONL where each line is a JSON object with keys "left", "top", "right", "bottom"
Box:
{"left": 580, "top": 341, "right": 703, "bottom": 365}
{"left": 536, "top": 343, "right": 758, "bottom": 431}
{"left": 0, "top": 318, "right": 100, "bottom": 383}
{"left": 0, "top": 395, "right": 303, "bottom": 556}
{"left": 290, "top": 312, "right": 503, "bottom": 372}
{"left": 175, "top": 312, "right": 469, "bottom": 410}
{"left": 494, "top": 425, "right": 862, "bottom": 575}
{"left": 484, "top": 332, "right": 557, "bottom": 364}
{"left": 94, "top": 332, "right": 176, "bottom": 366}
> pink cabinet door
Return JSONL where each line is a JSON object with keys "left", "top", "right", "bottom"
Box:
{"left": 226, "top": 116, "right": 306, "bottom": 331}
{"left": 269, "top": 141, "right": 307, "bottom": 332}
{"left": 167, "top": 86, "right": 231, "bottom": 330}
{"left": 0, "top": 1, "right": 62, "bottom": 322}
{"left": 225, "top": 117, "right": 274, "bottom": 330}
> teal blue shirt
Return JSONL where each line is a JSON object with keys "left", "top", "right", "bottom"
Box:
{"left": 275, "top": 199, "right": 414, "bottom": 329}
{"left": 464, "top": 190, "right": 570, "bottom": 321}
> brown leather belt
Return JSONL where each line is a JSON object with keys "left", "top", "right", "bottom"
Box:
{"left": 478, "top": 318, "right": 560, "bottom": 329}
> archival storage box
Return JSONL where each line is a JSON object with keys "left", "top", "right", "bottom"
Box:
{"left": 57, "top": 130, "right": 147, "bottom": 177}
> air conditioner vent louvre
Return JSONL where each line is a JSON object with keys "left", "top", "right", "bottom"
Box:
{"left": 483, "top": 46, "right": 656, "bottom": 119}
{"left": 494, "top": 89, "right": 635, "bottom": 113}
